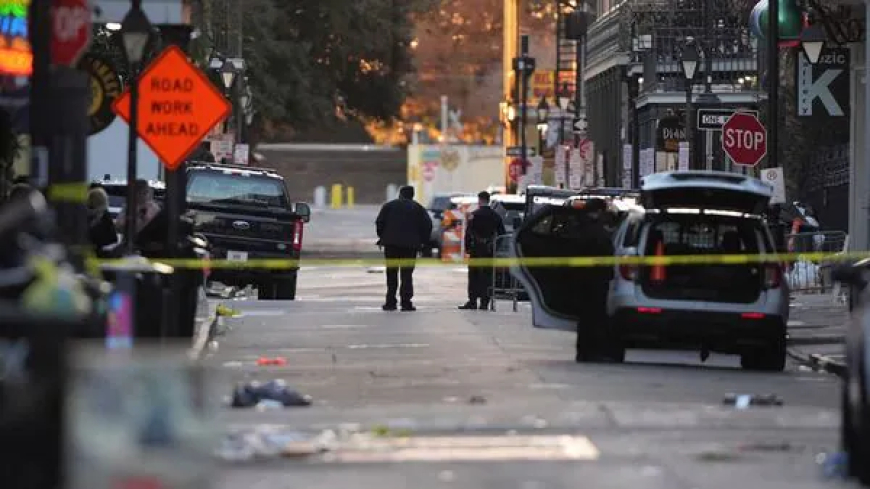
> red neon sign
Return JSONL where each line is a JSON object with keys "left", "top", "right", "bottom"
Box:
{"left": 0, "top": 0, "right": 31, "bottom": 76}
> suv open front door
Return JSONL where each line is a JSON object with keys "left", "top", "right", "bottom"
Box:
{"left": 510, "top": 204, "right": 599, "bottom": 332}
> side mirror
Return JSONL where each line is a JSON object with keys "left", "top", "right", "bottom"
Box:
{"left": 293, "top": 202, "right": 311, "bottom": 223}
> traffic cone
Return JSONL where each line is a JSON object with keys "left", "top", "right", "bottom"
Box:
{"left": 651, "top": 241, "right": 666, "bottom": 283}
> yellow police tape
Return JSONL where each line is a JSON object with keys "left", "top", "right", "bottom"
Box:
{"left": 90, "top": 251, "right": 870, "bottom": 270}
{"left": 47, "top": 182, "right": 89, "bottom": 204}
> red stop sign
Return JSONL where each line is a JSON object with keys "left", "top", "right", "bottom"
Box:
{"left": 51, "top": 0, "right": 92, "bottom": 67}
{"left": 508, "top": 158, "right": 524, "bottom": 182}
{"left": 722, "top": 112, "right": 767, "bottom": 167}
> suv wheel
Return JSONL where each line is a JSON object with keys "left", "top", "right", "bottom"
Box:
{"left": 740, "top": 338, "right": 786, "bottom": 372}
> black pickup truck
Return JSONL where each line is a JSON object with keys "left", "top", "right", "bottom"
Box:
{"left": 185, "top": 163, "right": 311, "bottom": 300}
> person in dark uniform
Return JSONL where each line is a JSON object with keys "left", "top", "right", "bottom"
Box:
{"left": 375, "top": 185, "right": 433, "bottom": 311}
{"left": 459, "top": 191, "right": 506, "bottom": 310}
{"left": 573, "top": 198, "right": 617, "bottom": 362}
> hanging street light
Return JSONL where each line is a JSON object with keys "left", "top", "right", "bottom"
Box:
{"left": 680, "top": 43, "right": 699, "bottom": 81}
{"left": 557, "top": 83, "right": 571, "bottom": 111}
{"left": 536, "top": 97, "right": 550, "bottom": 124}
{"left": 220, "top": 60, "right": 238, "bottom": 91}
{"left": 119, "top": 0, "right": 153, "bottom": 66}
{"left": 799, "top": 22, "right": 827, "bottom": 65}
{"left": 681, "top": 42, "right": 698, "bottom": 170}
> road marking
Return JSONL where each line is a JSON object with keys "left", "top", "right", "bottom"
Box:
{"left": 236, "top": 310, "right": 286, "bottom": 317}
{"left": 346, "top": 343, "right": 430, "bottom": 349}
{"left": 787, "top": 320, "right": 806, "bottom": 327}
{"left": 321, "top": 435, "right": 599, "bottom": 462}
{"left": 322, "top": 324, "right": 369, "bottom": 330}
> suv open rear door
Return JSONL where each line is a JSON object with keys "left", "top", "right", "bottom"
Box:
{"left": 509, "top": 204, "right": 600, "bottom": 332}
{"left": 640, "top": 171, "right": 772, "bottom": 214}
{"left": 522, "top": 186, "right": 579, "bottom": 219}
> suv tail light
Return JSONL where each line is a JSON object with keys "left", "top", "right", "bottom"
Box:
{"left": 619, "top": 264, "right": 637, "bottom": 281}
{"left": 763, "top": 263, "right": 782, "bottom": 289}
{"left": 292, "top": 220, "right": 304, "bottom": 251}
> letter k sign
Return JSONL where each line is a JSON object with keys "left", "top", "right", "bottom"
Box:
{"left": 798, "top": 58, "right": 845, "bottom": 117}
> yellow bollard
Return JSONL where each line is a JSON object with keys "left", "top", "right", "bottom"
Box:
{"left": 346, "top": 186, "right": 355, "bottom": 208}
{"left": 331, "top": 184, "right": 343, "bottom": 209}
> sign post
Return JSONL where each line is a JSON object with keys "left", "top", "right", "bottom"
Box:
{"left": 112, "top": 45, "right": 233, "bottom": 171}
{"left": 721, "top": 112, "right": 768, "bottom": 167}
{"left": 112, "top": 45, "right": 231, "bottom": 338}
{"left": 50, "top": 0, "right": 91, "bottom": 67}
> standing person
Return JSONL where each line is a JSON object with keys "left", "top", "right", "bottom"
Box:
{"left": 459, "top": 191, "right": 505, "bottom": 310}
{"left": 86, "top": 186, "right": 119, "bottom": 255}
{"left": 375, "top": 185, "right": 433, "bottom": 311}
{"left": 115, "top": 179, "right": 161, "bottom": 236}
{"left": 573, "top": 199, "right": 617, "bottom": 363}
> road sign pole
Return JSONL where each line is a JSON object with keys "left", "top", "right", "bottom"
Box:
{"left": 124, "top": 67, "right": 141, "bottom": 255}
{"left": 519, "top": 36, "right": 529, "bottom": 175}
{"left": 29, "top": 0, "right": 51, "bottom": 189}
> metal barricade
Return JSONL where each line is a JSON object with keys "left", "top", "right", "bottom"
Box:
{"left": 785, "top": 230, "right": 848, "bottom": 294}
{"left": 489, "top": 233, "right": 523, "bottom": 312}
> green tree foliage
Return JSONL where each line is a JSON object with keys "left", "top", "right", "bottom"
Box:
{"left": 234, "top": 0, "right": 432, "bottom": 141}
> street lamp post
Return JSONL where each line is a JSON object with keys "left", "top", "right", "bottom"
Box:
{"left": 536, "top": 97, "right": 550, "bottom": 156}
{"left": 557, "top": 83, "right": 571, "bottom": 146}
{"left": 220, "top": 60, "right": 238, "bottom": 137}
{"left": 681, "top": 43, "right": 699, "bottom": 171}
{"left": 120, "top": 0, "right": 154, "bottom": 254}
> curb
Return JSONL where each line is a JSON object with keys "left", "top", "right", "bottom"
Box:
{"left": 786, "top": 348, "right": 846, "bottom": 378}
{"left": 786, "top": 334, "right": 846, "bottom": 346}
{"left": 189, "top": 290, "right": 219, "bottom": 360}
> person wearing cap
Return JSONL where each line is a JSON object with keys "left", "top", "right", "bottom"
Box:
{"left": 459, "top": 191, "right": 505, "bottom": 310}
{"left": 375, "top": 185, "right": 433, "bottom": 311}
{"left": 573, "top": 198, "right": 618, "bottom": 363}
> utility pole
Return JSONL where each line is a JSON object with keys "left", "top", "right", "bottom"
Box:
{"left": 31, "top": 0, "right": 90, "bottom": 262}
{"left": 515, "top": 35, "right": 534, "bottom": 174}
{"left": 767, "top": 0, "right": 779, "bottom": 170}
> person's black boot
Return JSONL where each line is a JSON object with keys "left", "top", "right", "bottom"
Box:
{"left": 382, "top": 302, "right": 397, "bottom": 311}
{"left": 400, "top": 302, "right": 416, "bottom": 312}
{"left": 479, "top": 299, "right": 490, "bottom": 311}
{"left": 458, "top": 301, "right": 477, "bottom": 310}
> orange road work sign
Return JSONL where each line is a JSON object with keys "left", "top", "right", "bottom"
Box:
{"left": 112, "top": 45, "right": 231, "bottom": 171}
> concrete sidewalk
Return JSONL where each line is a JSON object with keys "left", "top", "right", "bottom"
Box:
{"left": 787, "top": 293, "right": 848, "bottom": 376}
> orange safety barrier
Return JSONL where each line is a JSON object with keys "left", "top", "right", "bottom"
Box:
{"left": 441, "top": 208, "right": 466, "bottom": 263}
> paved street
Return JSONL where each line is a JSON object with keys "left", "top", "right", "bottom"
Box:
{"left": 206, "top": 266, "right": 848, "bottom": 489}
{"left": 305, "top": 205, "right": 382, "bottom": 258}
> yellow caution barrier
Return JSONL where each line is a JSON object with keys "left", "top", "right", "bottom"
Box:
{"left": 89, "top": 251, "right": 870, "bottom": 271}
{"left": 331, "top": 184, "right": 343, "bottom": 209}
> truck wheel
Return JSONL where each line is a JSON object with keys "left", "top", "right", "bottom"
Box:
{"left": 257, "top": 282, "right": 277, "bottom": 300}
{"left": 275, "top": 275, "right": 297, "bottom": 300}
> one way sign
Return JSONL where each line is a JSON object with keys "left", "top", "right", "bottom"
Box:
{"left": 797, "top": 46, "right": 849, "bottom": 118}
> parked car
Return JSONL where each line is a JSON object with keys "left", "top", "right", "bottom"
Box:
{"left": 95, "top": 178, "right": 166, "bottom": 220}
{"left": 424, "top": 193, "right": 476, "bottom": 257}
{"left": 185, "top": 162, "right": 311, "bottom": 300}
{"left": 423, "top": 192, "right": 471, "bottom": 257}
{"left": 509, "top": 171, "right": 789, "bottom": 371}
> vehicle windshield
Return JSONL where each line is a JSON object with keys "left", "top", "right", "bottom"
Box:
{"left": 187, "top": 173, "right": 288, "bottom": 208}
{"left": 429, "top": 195, "right": 454, "bottom": 212}
{"left": 100, "top": 184, "right": 164, "bottom": 209}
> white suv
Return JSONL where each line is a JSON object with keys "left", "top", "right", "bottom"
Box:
{"left": 510, "top": 171, "right": 789, "bottom": 371}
